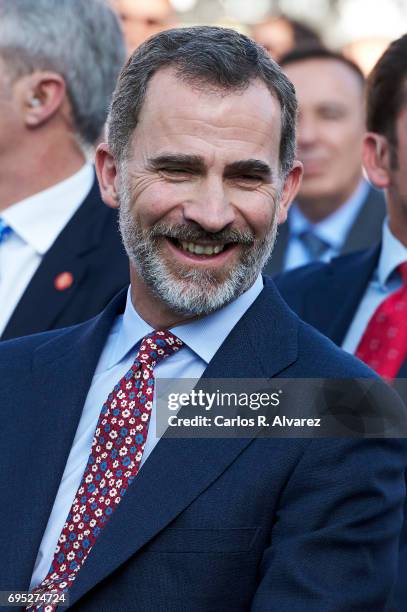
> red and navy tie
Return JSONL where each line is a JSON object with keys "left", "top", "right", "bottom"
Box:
{"left": 355, "top": 262, "right": 407, "bottom": 381}
{"left": 28, "top": 330, "right": 183, "bottom": 611}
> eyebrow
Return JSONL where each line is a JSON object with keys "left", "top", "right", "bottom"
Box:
{"left": 224, "top": 159, "right": 272, "bottom": 180}
{"left": 147, "top": 154, "right": 205, "bottom": 172}
{"left": 147, "top": 154, "right": 273, "bottom": 181}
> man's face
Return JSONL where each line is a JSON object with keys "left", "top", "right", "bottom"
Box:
{"left": 284, "top": 58, "right": 365, "bottom": 211}
{"left": 112, "top": 0, "right": 174, "bottom": 54}
{"left": 387, "top": 103, "right": 407, "bottom": 226}
{"left": 103, "top": 69, "right": 301, "bottom": 318}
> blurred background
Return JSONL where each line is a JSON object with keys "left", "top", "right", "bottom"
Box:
{"left": 113, "top": 0, "right": 407, "bottom": 74}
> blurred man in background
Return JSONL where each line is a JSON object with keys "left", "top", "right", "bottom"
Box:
{"left": 0, "top": 0, "right": 129, "bottom": 341}
{"left": 275, "top": 35, "right": 407, "bottom": 609}
{"left": 264, "top": 47, "right": 386, "bottom": 274}
{"left": 111, "top": 0, "right": 176, "bottom": 55}
{"left": 276, "top": 35, "right": 407, "bottom": 381}
{"left": 252, "top": 15, "right": 321, "bottom": 62}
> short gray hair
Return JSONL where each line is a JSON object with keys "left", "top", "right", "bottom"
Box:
{"left": 0, "top": 0, "right": 126, "bottom": 146}
{"left": 108, "top": 26, "right": 298, "bottom": 176}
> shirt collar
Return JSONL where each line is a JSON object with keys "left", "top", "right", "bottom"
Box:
{"left": 289, "top": 179, "right": 370, "bottom": 249}
{"left": 2, "top": 163, "right": 94, "bottom": 255}
{"left": 377, "top": 220, "right": 407, "bottom": 288}
{"left": 108, "top": 275, "right": 264, "bottom": 368}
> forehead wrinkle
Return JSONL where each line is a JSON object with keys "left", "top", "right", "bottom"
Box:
{"left": 150, "top": 124, "right": 279, "bottom": 157}
{"left": 154, "top": 113, "right": 277, "bottom": 138}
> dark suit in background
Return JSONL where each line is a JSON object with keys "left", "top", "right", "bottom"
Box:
{"left": 274, "top": 248, "right": 407, "bottom": 611}
{"left": 264, "top": 185, "right": 386, "bottom": 275}
{"left": 0, "top": 0, "right": 126, "bottom": 341}
{"left": 274, "top": 245, "right": 407, "bottom": 379}
{"left": 1, "top": 178, "right": 129, "bottom": 341}
{"left": 0, "top": 280, "right": 406, "bottom": 611}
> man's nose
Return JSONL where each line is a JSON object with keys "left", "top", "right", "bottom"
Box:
{"left": 297, "top": 115, "right": 318, "bottom": 148}
{"left": 183, "top": 178, "right": 236, "bottom": 233}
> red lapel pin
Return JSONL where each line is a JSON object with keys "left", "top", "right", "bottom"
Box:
{"left": 54, "top": 271, "right": 74, "bottom": 291}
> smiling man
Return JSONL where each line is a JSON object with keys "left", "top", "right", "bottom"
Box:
{"left": 0, "top": 27, "right": 406, "bottom": 612}
{"left": 99, "top": 63, "right": 297, "bottom": 324}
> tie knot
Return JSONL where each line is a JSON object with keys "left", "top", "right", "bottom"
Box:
{"left": 298, "top": 229, "right": 330, "bottom": 259}
{"left": 136, "top": 330, "right": 183, "bottom": 368}
{"left": 399, "top": 262, "right": 407, "bottom": 285}
{"left": 0, "top": 218, "right": 12, "bottom": 244}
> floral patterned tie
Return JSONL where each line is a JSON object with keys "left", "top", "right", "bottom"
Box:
{"left": 28, "top": 330, "right": 184, "bottom": 611}
{"left": 355, "top": 262, "right": 407, "bottom": 381}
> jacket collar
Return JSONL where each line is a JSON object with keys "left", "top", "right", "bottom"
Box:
{"left": 303, "top": 246, "right": 380, "bottom": 345}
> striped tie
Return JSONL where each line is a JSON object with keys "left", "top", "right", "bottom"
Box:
{"left": 0, "top": 218, "right": 12, "bottom": 244}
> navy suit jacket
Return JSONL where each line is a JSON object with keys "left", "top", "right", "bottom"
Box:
{"left": 274, "top": 249, "right": 407, "bottom": 610}
{"left": 1, "top": 280, "right": 406, "bottom": 611}
{"left": 274, "top": 245, "right": 407, "bottom": 380}
{"left": 1, "top": 176, "right": 129, "bottom": 341}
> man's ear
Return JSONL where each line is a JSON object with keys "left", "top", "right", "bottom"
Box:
{"left": 95, "top": 143, "right": 120, "bottom": 209}
{"left": 362, "top": 132, "right": 391, "bottom": 189}
{"left": 276, "top": 160, "right": 303, "bottom": 225}
{"left": 18, "top": 71, "right": 66, "bottom": 127}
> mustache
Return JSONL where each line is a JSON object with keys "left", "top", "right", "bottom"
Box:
{"left": 148, "top": 223, "right": 255, "bottom": 245}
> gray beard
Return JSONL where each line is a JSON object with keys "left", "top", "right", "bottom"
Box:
{"left": 118, "top": 182, "right": 280, "bottom": 317}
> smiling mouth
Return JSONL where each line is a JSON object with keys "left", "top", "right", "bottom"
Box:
{"left": 166, "top": 237, "right": 233, "bottom": 257}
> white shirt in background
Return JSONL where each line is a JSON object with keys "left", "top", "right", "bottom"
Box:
{"left": 284, "top": 179, "right": 370, "bottom": 270}
{"left": 0, "top": 164, "right": 94, "bottom": 335}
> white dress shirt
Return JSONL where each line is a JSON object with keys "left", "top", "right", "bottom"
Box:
{"left": 342, "top": 221, "right": 407, "bottom": 354}
{"left": 30, "top": 275, "right": 264, "bottom": 588}
{"left": 0, "top": 164, "right": 94, "bottom": 335}
{"left": 284, "top": 179, "right": 370, "bottom": 271}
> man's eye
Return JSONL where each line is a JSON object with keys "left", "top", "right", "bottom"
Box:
{"left": 319, "top": 108, "right": 345, "bottom": 120}
{"left": 161, "top": 167, "right": 189, "bottom": 173}
{"left": 159, "top": 168, "right": 191, "bottom": 179}
{"left": 233, "top": 175, "right": 263, "bottom": 185}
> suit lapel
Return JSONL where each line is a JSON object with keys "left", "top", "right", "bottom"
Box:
{"left": 1, "top": 178, "right": 106, "bottom": 340}
{"left": 398, "top": 361, "right": 407, "bottom": 378}
{"left": 263, "top": 222, "right": 289, "bottom": 276}
{"left": 303, "top": 247, "right": 380, "bottom": 345}
{"left": 3, "top": 291, "right": 128, "bottom": 591}
{"left": 68, "top": 281, "right": 299, "bottom": 606}
{"left": 341, "top": 187, "right": 386, "bottom": 254}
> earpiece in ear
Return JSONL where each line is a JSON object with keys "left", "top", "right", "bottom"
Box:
{"left": 30, "top": 97, "right": 41, "bottom": 107}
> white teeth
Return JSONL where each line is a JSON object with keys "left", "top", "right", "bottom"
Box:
{"left": 179, "top": 241, "right": 225, "bottom": 256}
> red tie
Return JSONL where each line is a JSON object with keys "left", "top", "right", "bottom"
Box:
{"left": 355, "top": 262, "right": 407, "bottom": 381}
{"left": 28, "top": 330, "right": 183, "bottom": 611}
